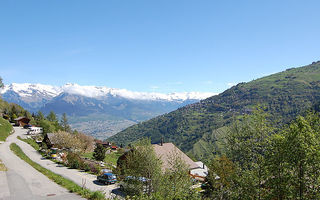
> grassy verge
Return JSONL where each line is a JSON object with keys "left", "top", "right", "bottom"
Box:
{"left": 0, "top": 118, "right": 13, "bottom": 141}
{"left": 104, "top": 152, "right": 122, "bottom": 166}
{"left": 17, "top": 136, "right": 40, "bottom": 151}
{"left": 0, "top": 159, "right": 7, "bottom": 171}
{"left": 82, "top": 152, "right": 94, "bottom": 159}
{"left": 10, "top": 143, "right": 106, "bottom": 200}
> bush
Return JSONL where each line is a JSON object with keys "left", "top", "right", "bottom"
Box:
{"left": 88, "top": 163, "right": 101, "bottom": 175}
{"left": 89, "top": 191, "right": 105, "bottom": 200}
{"left": 79, "top": 160, "right": 91, "bottom": 172}
{"left": 67, "top": 152, "right": 81, "bottom": 169}
{"left": 71, "top": 159, "right": 80, "bottom": 169}
{"left": 84, "top": 163, "right": 91, "bottom": 172}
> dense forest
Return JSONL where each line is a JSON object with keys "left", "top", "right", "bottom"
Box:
{"left": 109, "top": 61, "right": 320, "bottom": 160}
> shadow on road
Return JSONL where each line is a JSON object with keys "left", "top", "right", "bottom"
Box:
{"left": 93, "top": 180, "right": 105, "bottom": 186}
{"left": 111, "top": 188, "right": 125, "bottom": 197}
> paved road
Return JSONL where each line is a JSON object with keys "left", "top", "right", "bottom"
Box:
{"left": 0, "top": 127, "right": 84, "bottom": 200}
{"left": 13, "top": 127, "right": 122, "bottom": 199}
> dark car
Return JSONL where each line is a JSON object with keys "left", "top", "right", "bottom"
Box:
{"left": 23, "top": 124, "right": 32, "bottom": 129}
{"left": 97, "top": 173, "right": 117, "bottom": 185}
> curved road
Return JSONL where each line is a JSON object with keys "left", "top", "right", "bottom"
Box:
{"left": 0, "top": 126, "right": 84, "bottom": 200}
{"left": 1, "top": 126, "right": 122, "bottom": 199}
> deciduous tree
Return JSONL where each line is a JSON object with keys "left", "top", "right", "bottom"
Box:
{"left": 225, "top": 108, "right": 273, "bottom": 199}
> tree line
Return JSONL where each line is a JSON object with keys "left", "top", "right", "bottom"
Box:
{"left": 119, "top": 108, "right": 320, "bottom": 200}
{"left": 205, "top": 108, "right": 320, "bottom": 200}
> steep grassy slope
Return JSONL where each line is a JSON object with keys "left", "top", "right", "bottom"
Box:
{"left": 0, "top": 117, "right": 12, "bottom": 141}
{"left": 109, "top": 61, "right": 320, "bottom": 159}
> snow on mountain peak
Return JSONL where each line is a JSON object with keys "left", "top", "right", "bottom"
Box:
{"left": 61, "top": 83, "right": 111, "bottom": 98}
{"left": 0, "top": 83, "right": 61, "bottom": 97}
{"left": 1, "top": 83, "right": 217, "bottom": 101}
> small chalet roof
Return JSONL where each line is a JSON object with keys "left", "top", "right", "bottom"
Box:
{"left": 14, "top": 117, "right": 29, "bottom": 121}
{"left": 46, "top": 133, "right": 55, "bottom": 142}
{"left": 190, "top": 161, "right": 209, "bottom": 178}
{"left": 95, "top": 140, "right": 110, "bottom": 145}
{"left": 195, "top": 161, "right": 208, "bottom": 171}
{"left": 152, "top": 143, "right": 198, "bottom": 170}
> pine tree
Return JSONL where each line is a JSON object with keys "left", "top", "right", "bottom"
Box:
{"left": 0, "top": 76, "right": 3, "bottom": 89}
{"left": 37, "top": 111, "right": 45, "bottom": 121}
{"left": 60, "top": 113, "right": 71, "bottom": 132}
{"left": 46, "top": 111, "right": 57, "bottom": 122}
{"left": 93, "top": 143, "right": 106, "bottom": 161}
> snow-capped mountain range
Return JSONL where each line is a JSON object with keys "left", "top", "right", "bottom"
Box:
{"left": 1, "top": 83, "right": 215, "bottom": 102}
{"left": 0, "top": 83, "right": 216, "bottom": 139}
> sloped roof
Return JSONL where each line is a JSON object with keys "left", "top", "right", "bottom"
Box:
{"left": 14, "top": 117, "right": 29, "bottom": 121}
{"left": 46, "top": 133, "right": 55, "bottom": 144}
{"left": 195, "top": 161, "right": 208, "bottom": 170}
{"left": 152, "top": 143, "right": 198, "bottom": 170}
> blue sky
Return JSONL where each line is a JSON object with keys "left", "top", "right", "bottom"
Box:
{"left": 1, "top": 0, "right": 320, "bottom": 93}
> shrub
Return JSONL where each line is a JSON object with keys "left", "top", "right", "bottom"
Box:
{"left": 89, "top": 191, "right": 105, "bottom": 200}
{"left": 88, "top": 163, "right": 101, "bottom": 175}
{"left": 67, "top": 152, "right": 81, "bottom": 169}
{"left": 70, "top": 159, "right": 80, "bottom": 169}
{"left": 84, "top": 163, "right": 91, "bottom": 172}
{"left": 79, "top": 160, "right": 91, "bottom": 172}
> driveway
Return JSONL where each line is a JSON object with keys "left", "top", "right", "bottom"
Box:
{"left": 0, "top": 127, "right": 84, "bottom": 200}
{"left": 13, "top": 127, "right": 122, "bottom": 199}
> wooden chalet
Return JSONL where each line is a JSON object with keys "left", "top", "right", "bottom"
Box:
{"left": 14, "top": 117, "right": 30, "bottom": 127}
{"left": 43, "top": 133, "right": 55, "bottom": 149}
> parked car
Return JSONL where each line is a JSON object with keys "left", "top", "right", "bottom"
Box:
{"left": 23, "top": 124, "right": 32, "bottom": 129}
{"left": 97, "top": 173, "right": 117, "bottom": 185}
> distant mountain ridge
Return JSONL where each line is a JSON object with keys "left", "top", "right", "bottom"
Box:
{"left": 0, "top": 83, "right": 216, "bottom": 139}
{"left": 1, "top": 83, "right": 215, "bottom": 111}
{"left": 109, "top": 61, "right": 320, "bottom": 160}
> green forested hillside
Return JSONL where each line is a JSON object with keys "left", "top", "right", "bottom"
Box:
{"left": 109, "top": 61, "right": 320, "bottom": 159}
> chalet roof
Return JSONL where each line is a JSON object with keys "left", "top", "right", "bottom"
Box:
{"left": 195, "top": 161, "right": 208, "bottom": 170}
{"left": 152, "top": 143, "right": 198, "bottom": 170}
{"left": 14, "top": 116, "right": 29, "bottom": 121}
{"left": 95, "top": 140, "right": 109, "bottom": 145}
{"left": 46, "top": 133, "right": 55, "bottom": 143}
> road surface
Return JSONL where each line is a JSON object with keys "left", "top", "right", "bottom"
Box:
{"left": 13, "top": 126, "right": 122, "bottom": 199}
{"left": 0, "top": 127, "right": 84, "bottom": 200}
